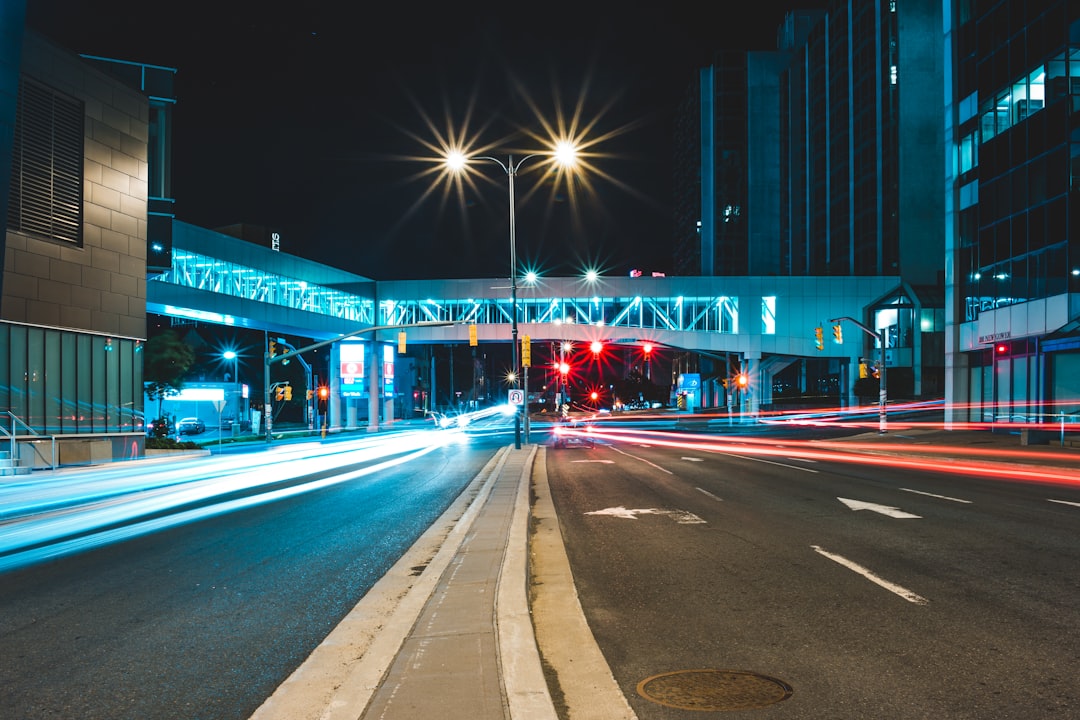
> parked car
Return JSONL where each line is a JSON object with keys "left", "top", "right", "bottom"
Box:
{"left": 176, "top": 417, "right": 206, "bottom": 435}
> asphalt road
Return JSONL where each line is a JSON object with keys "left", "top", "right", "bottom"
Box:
{"left": 545, "top": 434, "right": 1080, "bottom": 719}
{"left": 0, "top": 439, "right": 500, "bottom": 720}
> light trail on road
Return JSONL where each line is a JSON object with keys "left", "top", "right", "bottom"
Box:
{"left": 556, "top": 426, "right": 1080, "bottom": 488}
{"left": 0, "top": 428, "right": 471, "bottom": 573}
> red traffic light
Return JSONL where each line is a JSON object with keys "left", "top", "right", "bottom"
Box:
{"left": 642, "top": 342, "right": 653, "bottom": 355}
{"left": 318, "top": 386, "right": 329, "bottom": 399}
{"left": 590, "top": 340, "right": 603, "bottom": 355}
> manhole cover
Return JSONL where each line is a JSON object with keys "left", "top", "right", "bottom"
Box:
{"left": 637, "top": 669, "right": 793, "bottom": 711}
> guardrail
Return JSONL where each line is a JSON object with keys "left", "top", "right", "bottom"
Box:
{"left": 1, "top": 412, "right": 58, "bottom": 471}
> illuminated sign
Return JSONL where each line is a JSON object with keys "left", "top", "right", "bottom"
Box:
{"left": 172, "top": 387, "right": 225, "bottom": 402}
{"left": 340, "top": 342, "right": 364, "bottom": 385}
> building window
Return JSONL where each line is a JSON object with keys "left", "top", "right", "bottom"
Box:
{"left": 9, "top": 76, "right": 84, "bottom": 245}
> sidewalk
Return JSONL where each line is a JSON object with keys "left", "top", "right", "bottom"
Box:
{"left": 250, "top": 444, "right": 559, "bottom": 720}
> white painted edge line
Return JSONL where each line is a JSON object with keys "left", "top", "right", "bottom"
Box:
{"left": 531, "top": 447, "right": 639, "bottom": 720}
{"left": 496, "top": 445, "right": 559, "bottom": 720}
{"left": 248, "top": 447, "right": 510, "bottom": 720}
{"left": 1048, "top": 499, "right": 1080, "bottom": 509}
{"left": 725, "top": 452, "right": 819, "bottom": 473}
{"left": 899, "top": 487, "right": 972, "bottom": 504}
{"left": 696, "top": 487, "right": 724, "bottom": 502}
{"left": 811, "top": 545, "right": 929, "bottom": 605}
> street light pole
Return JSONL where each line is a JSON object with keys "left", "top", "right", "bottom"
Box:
{"left": 444, "top": 144, "right": 579, "bottom": 449}
{"left": 475, "top": 154, "right": 536, "bottom": 449}
{"left": 507, "top": 156, "right": 523, "bottom": 449}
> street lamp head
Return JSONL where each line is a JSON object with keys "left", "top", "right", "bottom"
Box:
{"left": 223, "top": 350, "right": 237, "bottom": 360}
{"left": 553, "top": 140, "right": 578, "bottom": 168}
{"left": 444, "top": 149, "right": 468, "bottom": 172}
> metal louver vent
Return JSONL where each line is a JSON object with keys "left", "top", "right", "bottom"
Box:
{"left": 10, "top": 77, "right": 84, "bottom": 245}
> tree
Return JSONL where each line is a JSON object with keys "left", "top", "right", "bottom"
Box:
{"left": 143, "top": 330, "right": 196, "bottom": 426}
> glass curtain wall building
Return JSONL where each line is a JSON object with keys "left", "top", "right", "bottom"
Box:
{"left": 946, "top": 0, "right": 1080, "bottom": 424}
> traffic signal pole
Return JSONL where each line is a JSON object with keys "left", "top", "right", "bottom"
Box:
{"left": 263, "top": 320, "right": 453, "bottom": 444}
{"left": 830, "top": 316, "right": 887, "bottom": 434}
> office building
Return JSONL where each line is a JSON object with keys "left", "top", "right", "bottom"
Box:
{"left": 945, "top": 0, "right": 1080, "bottom": 424}
{"left": 674, "top": 2, "right": 945, "bottom": 400}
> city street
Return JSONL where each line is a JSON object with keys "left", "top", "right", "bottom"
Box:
{"left": 0, "top": 436, "right": 501, "bottom": 720}
{"left": 544, "top": 432, "right": 1080, "bottom": 719}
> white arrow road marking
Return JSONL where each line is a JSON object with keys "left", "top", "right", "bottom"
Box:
{"left": 838, "top": 497, "right": 921, "bottom": 518}
{"left": 585, "top": 507, "right": 706, "bottom": 524}
{"left": 1049, "top": 499, "right": 1080, "bottom": 508}
{"left": 899, "top": 488, "right": 972, "bottom": 504}
{"left": 570, "top": 460, "right": 615, "bottom": 464}
{"left": 696, "top": 487, "right": 723, "bottom": 502}
{"left": 682, "top": 457, "right": 704, "bottom": 462}
{"left": 812, "top": 545, "right": 928, "bottom": 605}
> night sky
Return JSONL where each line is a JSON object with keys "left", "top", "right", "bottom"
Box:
{"left": 25, "top": 1, "right": 822, "bottom": 281}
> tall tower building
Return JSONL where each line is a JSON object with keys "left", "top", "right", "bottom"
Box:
{"left": 945, "top": 0, "right": 1080, "bottom": 425}
{"left": 674, "top": 2, "right": 945, "bottom": 398}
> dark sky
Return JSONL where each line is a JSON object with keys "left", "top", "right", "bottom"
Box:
{"left": 25, "top": 1, "right": 818, "bottom": 281}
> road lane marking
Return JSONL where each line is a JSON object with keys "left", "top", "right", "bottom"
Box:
{"left": 811, "top": 545, "right": 928, "bottom": 605}
{"left": 696, "top": 487, "right": 723, "bottom": 502}
{"left": 1048, "top": 499, "right": 1080, "bottom": 508}
{"left": 724, "top": 452, "right": 819, "bottom": 473}
{"left": 682, "top": 457, "right": 704, "bottom": 462}
{"left": 570, "top": 460, "right": 615, "bottom": 464}
{"left": 609, "top": 445, "right": 674, "bottom": 475}
{"left": 585, "top": 507, "right": 706, "bottom": 524}
{"left": 899, "top": 488, "right": 972, "bottom": 504}
{"left": 838, "top": 497, "right": 921, "bottom": 518}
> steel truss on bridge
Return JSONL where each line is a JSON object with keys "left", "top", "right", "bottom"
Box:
{"left": 383, "top": 295, "right": 774, "bottom": 335}
{"left": 156, "top": 249, "right": 779, "bottom": 336}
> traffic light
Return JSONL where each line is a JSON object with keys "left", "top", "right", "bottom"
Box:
{"left": 814, "top": 326, "right": 824, "bottom": 351}
{"left": 283, "top": 385, "right": 293, "bottom": 401}
{"left": 859, "top": 361, "right": 869, "bottom": 379}
{"left": 642, "top": 342, "right": 653, "bottom": 356}
{"left": 398, "top": 331, "right": 407, "bottom": 354}
{"left": 318, "top": 386, "right": 329, "bottom": 400}
{"left": 275, "top": 386, "right": 284, "bottom": 401}
{"left": 468, "top": 324, "right": 478, "bottom": 347}
{"left": 590, "top": 340, "right": 603, "bottom": 356}
{"left": 833, "top": 323, "right": 843, "bottom": 344}
{"left": 306, "top": 389, "right": 314, "bottom": 401}
{"left": 721, "top": 378, "right": 728, "bottom": 389}
{"left": 736, "top": 373, "right": 748, "bottom": 389}
{"left": 558, "top": 361, "right": 570, "bottom": 376}
{"left": 521, "top": 335, "right": 531, "bottom": 367}
{"left": 269, "top": 340, "right": 277, "bottom": 357}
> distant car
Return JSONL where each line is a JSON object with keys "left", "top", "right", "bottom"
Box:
{"left": 551, "top": 417, "right": 595, "bottom": 449}
{"left": 176, "top": 417, "right": 205, "bottom": 435}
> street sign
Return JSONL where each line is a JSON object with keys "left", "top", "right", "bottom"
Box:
{"left": 508, "top": 389, "right": 525, "bottom": 405}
